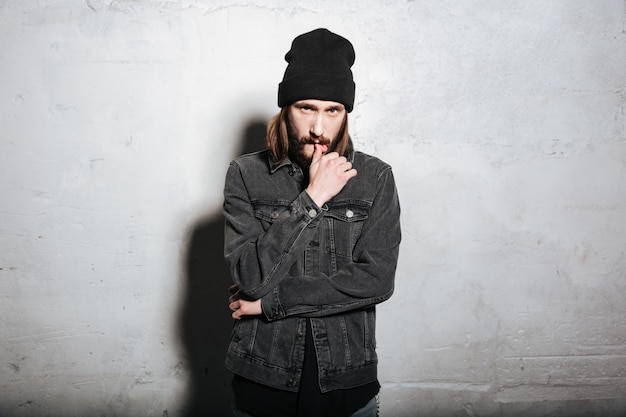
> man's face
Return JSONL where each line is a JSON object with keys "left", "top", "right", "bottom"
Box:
{"left": 287, "top": 99, "right": 346, "bottom": 168}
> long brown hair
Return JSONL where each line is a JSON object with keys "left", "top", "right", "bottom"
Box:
{"left": 266, "top": 107, "right": 352, "bottom": 166}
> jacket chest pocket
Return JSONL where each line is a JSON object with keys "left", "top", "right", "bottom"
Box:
{"left": 324, "top": 203, "right": 369, "bottom": 258}
{"left": 253, "top": 202, "right": 291, "bottom": 231}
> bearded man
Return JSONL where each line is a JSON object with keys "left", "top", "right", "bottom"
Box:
{"left": 223, "top": 28, "right": 401, "bottom": 417}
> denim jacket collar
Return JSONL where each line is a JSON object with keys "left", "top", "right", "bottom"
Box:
{"left": 268, "top": 154, "right": 294, "bottom": 174}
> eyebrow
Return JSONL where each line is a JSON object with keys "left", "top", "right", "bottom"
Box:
{"left": 294, "top": 101, "right": 345, "bottom": 111}
{"left": 326, "top": 104, "right": 345, "bottom": 111}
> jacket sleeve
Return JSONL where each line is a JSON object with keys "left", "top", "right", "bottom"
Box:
{"left": 260, "top": 166, "right": 401, "bottom": 321}
{"left": 223, "top": 160, "right": 325, "bottom": 300}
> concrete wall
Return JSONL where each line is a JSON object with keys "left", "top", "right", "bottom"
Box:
{"left": 1, "top": 1, "right": 625, "bottom": 416}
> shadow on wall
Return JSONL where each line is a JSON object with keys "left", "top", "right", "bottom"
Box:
{"left": 179, "top": 119, "right": 267, "bottom": 417}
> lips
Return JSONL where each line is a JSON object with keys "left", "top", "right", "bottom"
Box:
{"left": 305, "top": 141, "right": 329, "bottom": 154}
{"left": 303, "top": 137, "right": 331, "bottom": 146}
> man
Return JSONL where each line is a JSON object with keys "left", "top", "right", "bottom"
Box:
{"left": 223, "top": 28, "right": 401, "bottom": 417}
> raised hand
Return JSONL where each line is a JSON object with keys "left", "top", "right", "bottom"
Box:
{"left": 306, "top": 144, "right": 357, "bottom": 207}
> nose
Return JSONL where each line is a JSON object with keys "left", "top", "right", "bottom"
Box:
{"left": 310, "top": 114, "right": 324, "bottom": 138}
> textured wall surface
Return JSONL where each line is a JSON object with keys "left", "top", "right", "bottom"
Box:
{"left": 1, "top": 1, "right": 625, "bottom": 416}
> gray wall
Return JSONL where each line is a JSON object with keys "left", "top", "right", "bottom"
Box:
{"left": 1, "top": 1, "right": 625, "bottom": 416}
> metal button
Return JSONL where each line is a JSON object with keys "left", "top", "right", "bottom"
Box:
{"left": 271, "top": 210, "right": 279, "bottom": 219}
{"left": 308, "top": 209, "right": 317, "bottom": 218}
{"left": 346, "top": 209, "right": 354, "bottom": 219}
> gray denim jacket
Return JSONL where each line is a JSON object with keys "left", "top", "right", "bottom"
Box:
{"left": 223, "top": 147, "right": 401, "bottom": 393}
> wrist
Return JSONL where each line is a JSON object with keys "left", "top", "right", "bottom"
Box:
{"left": 305, "top": 187, "right": 326, "bottom": 208}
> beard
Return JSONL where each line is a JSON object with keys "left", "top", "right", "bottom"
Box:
{"left": 287, "top": 126, "right": 339, "bottom": 172}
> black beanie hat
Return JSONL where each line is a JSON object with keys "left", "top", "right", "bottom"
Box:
{"left": 278, "top": 28, "right": 356, "bottom": 112}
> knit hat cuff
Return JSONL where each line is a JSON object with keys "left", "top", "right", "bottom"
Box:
{"left": 278, "top": 73, "right": 355, "bottom": 112}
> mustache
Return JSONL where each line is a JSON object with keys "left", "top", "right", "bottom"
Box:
{"left": 299, "top": 136, "right": 331, "bottom": 146}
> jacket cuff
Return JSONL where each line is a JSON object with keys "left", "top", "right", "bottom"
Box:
{"left": 298, "top": 190, "right": 326, "bottom": 221}
{"left": 262, "top": 287, "right": 285, "bottom": 321}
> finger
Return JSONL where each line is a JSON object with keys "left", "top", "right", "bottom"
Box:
{"left": 330, "top": 159, "right": 352, "bottom": 175}
{"left": 323, "top": 151, "right": 340, "bottom": 161}
{"left": 229, "top": 290, "right": 241, "bottom": 303}
{"left": 337, "top": 160, "right": 352, "bottom": 171}
{"left": 232, "top": 301, "right": 248, "bottom": 319}
{"left": 228, "top": 284, "right": 239, "bottom": 294}
{"left": 229, "top": 300, "right": 240, "bottom": 312}
{"left": 311, "top": 144, "right": 324, "bottom": 165}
